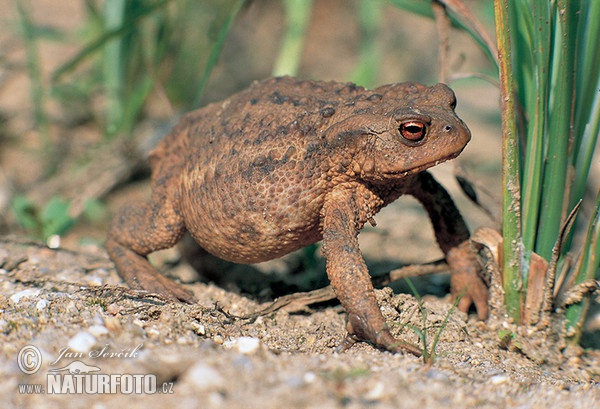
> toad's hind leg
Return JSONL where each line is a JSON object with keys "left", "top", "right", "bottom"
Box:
{"left": 105, "top": 184, "right": 195, "bottom": 303}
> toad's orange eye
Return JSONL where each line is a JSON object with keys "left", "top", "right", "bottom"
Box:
{"left": 399, "top": 121, "right": 426, "bottom": 142}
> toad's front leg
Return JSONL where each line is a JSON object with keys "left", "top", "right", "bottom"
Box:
{"left": 321, "top": 188, "right": 420, "bottom": 356}
{"left": 408, "top": 171, "right": 489, "bottom": 319}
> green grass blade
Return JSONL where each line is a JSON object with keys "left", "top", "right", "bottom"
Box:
{"left": 119, "top": 76, "right": 154, "bottom": 136}
{"left": 520, "top": 0, "right": 550, "bottom": 255}
{"left": 51, "top": 0, "right": 171, "bottom": 85}
{"left": 429, "top": 291, "right": 462, "bottom": 361}
{"left": 348, "top": 0, "right": 383, "bottom": 87}
{"left": 388, "top": 0, "right": 498, "bottom": 68}
{"left": 405, "top": 277, "right": 429, "bottom": 362}
{"left": 103, "top": 0, "right": 126, "bottom": 136}
{"left": 570, "top": 75, "right": 600, "bottom": 211}
{"left": 570, "top": 0, "right": 600, "bottom": 209}
{"left": 16, "top": 0, "right": 50, "bottom": 142}
{"left": 193, "top": 0, "right": 245, "bottom": 107}
{"left": 272, "top": 0, "right": 313, "bottom": 77}
{"left": 387, "top": 0, "right": 432, "bottom": 16}
{"left": 535, "top": 1, "right": 577, "bottom": 261}
{"left": 572, "top": 0, "right": 600, "bottom": 153}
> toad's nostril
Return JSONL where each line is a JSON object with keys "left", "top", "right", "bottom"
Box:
{"left": 443, "top": 125, "right": 453, "bottom": 132}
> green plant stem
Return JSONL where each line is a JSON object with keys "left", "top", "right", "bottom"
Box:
{"left": 16, "top": 0, "right": 50, "bottom": 142}
{"left": 272, "top": 0, "right": 313, "bottom": 77}
{"left": 103, "top": 0, "right": 126, "bottom": 136}
{"left": 494, "top": 0, "right": 523, "bottom": 323}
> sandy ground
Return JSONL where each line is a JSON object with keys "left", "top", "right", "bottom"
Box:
{"left": 1, "top": 236, "right": 599, "bottom": 409}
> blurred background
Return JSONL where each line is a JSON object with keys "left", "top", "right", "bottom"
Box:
{"left": 0, "top": 0, "right": 501, "bottom": 249}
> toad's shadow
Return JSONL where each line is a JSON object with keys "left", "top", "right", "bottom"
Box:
{"left": 177, "top": 234, "right": 450, "bottom": 303}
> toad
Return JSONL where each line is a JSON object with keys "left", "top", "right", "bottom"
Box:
{"left": 106, "top": 76, "right": 489, "bottom": 355}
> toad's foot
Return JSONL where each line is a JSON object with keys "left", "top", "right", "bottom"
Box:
{"left": 337, "top": 311, "right": 421, "bottom": 356}
{"left": 447, "top": 240, "right": 489, "bottom": 320}
{"left": 106, "top": 239, "right": 196, "bottom": 303}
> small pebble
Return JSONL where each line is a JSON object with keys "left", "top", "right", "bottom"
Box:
{"left": 490, "top": 374, "right": 509, "bottom": 385}
{"left": 223, "top": 337, "right": 261, "bottom": 355}
{"left": 10, "top": 289, "right": 41, "bottom": 304}
{"left": 88, "top": 325, "right": 109, "bottom": 337}
{"left": 84, "top": 275, "right": 104, "bottom": 286}
{"left": 68, "top": 332, "right": 97, "bottom": 353}
{"left": 365, "top": 381, "right": 386, "bottom": 401}
{"left": 106, "top": 303, "right": 122, "bottom": 315}
{"left": 303, "top": 371, "right": 316, "bottom": 384}
{"left": 103, "top": 316, "right": 122, "bottom": 333}
{"left": 146, "top": 326, "right": 161, "bottom": 338}
{"left": 36, "top": 299, "right": 49, "bottom": 311}
{"left": 46, "top": 234, "right": 61, "bottom": 249}
{"left": 183, "top": 362, "right": 225, "bottom": 391}
{"left": 191, "top": 321, "right": 206, "bottom": 336}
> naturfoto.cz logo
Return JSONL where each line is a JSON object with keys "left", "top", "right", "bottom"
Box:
{"left": 17, "top": 344, "right": 174, "bottom": 395}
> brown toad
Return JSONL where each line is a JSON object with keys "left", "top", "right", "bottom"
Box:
{"left": 106, "top": 76, "right": 488, "bottom": 355}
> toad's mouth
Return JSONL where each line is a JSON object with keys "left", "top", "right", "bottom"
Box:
{"left": 384, "top": 149, "right": 463, "bottom": 178}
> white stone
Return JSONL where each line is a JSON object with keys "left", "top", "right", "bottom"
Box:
{"left": 303, "top": 371, "right": 316, "bottom": 384}
{"left": 223, "top": 337, "right": 261, "bottom": 354}
{"left": 183, "top": 362, "right": 225, "bottom": 391}
{"left": 10, "top": 289, "right": 41, "bottom": 304}
{"left": 490, "top": 374, "right": 509, "bottom": 385}
{"left": 365, "top": 381, "right": 386, "bottom": 401}
{"left": 68, "top": 332, "right": 97, "bottom": 353}
{"left": 87, "top": 325, "right": 109, "bottom": 337}
{"left": 36, "top": 299, "right": 49, "bottom": 310}
{"left": 190, "top": 321, "right": 206, "bottom": 336}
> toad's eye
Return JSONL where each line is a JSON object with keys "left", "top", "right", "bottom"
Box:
{"left": 399, "top": 121, "right": 427, "bottom": 143}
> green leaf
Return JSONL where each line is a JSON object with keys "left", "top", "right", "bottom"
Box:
{"left": 83, "top": 199, "right": 109, "bottom": 224}
{"left": 11, "top": 195, "right": 40, "bottom": 233}
{"left": 40, "top": 196, "right": 75, "bottom": 239}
